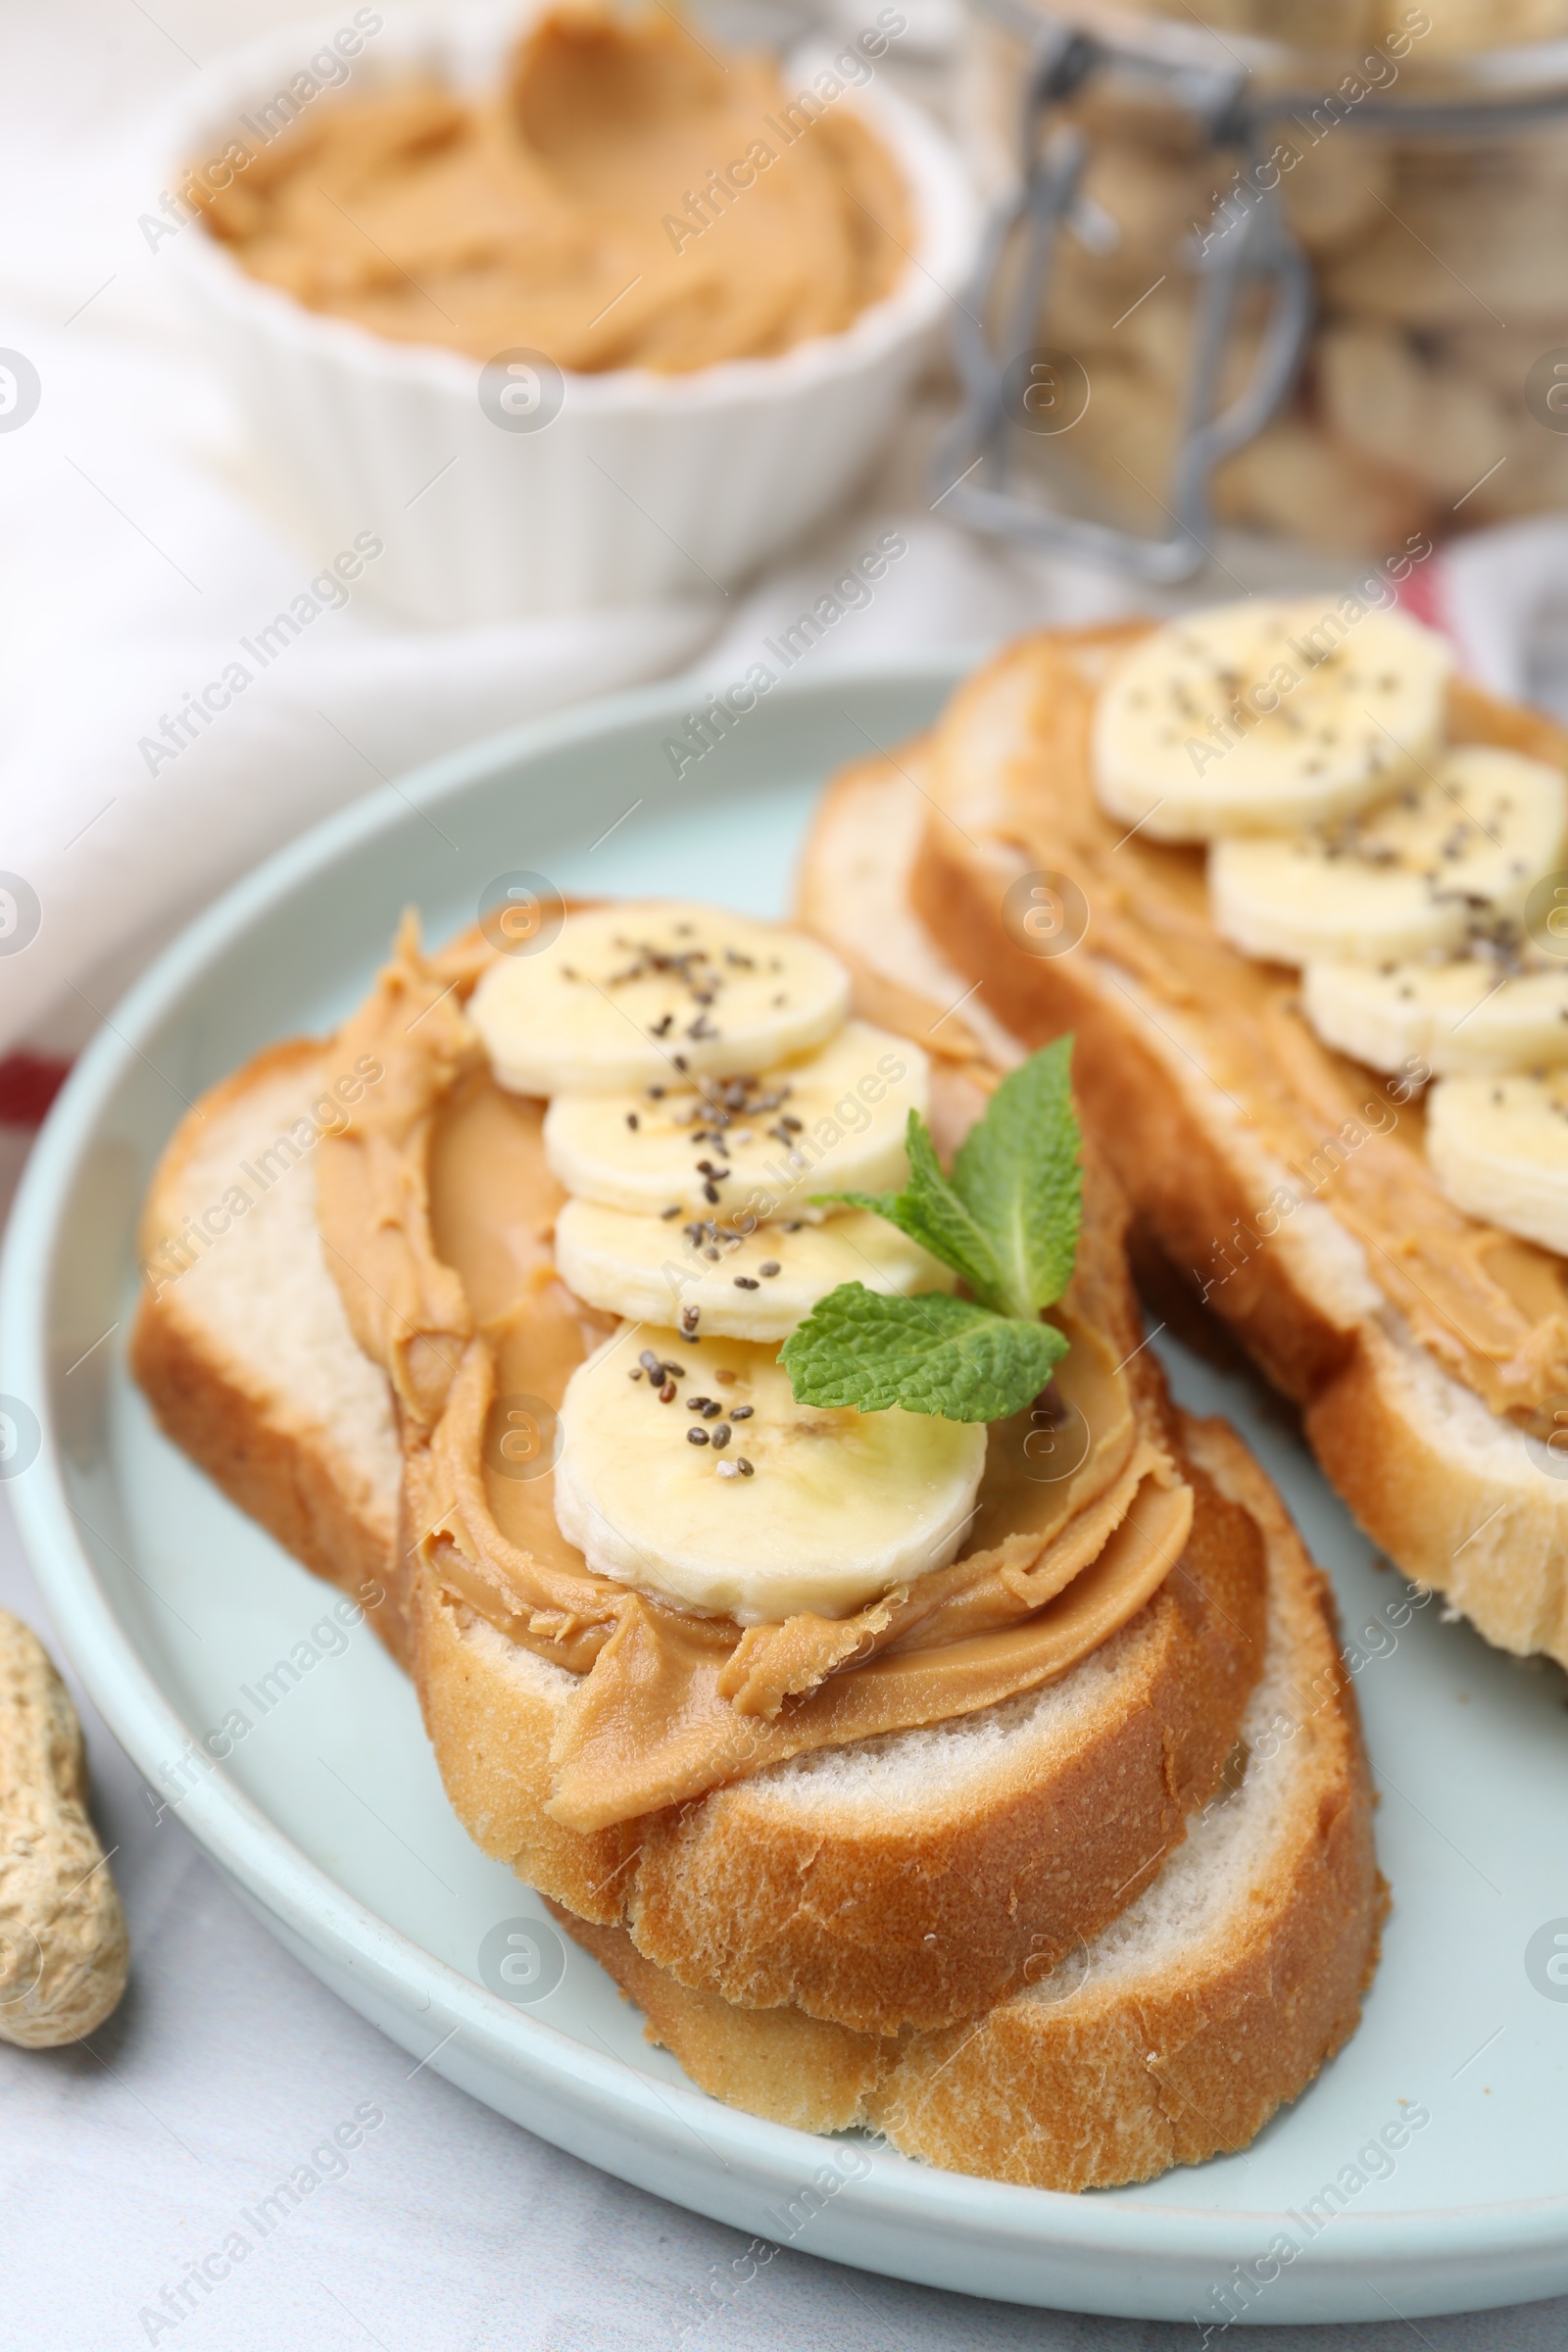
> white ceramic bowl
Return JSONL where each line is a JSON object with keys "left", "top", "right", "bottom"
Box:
{"left": 154, "top": 4, "right": 979, "bottom": 623}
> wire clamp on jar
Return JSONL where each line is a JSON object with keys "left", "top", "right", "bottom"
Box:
{"left": 940, "top": 3, "right": 1568, "bottom": 572}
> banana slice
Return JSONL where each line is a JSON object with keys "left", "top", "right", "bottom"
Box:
{"left": 1427, "top": 1069, "right": 1568, "bottom": 1254}
{"left": 554, "top": 1199, "right": 956, "bottom": 1342}
{"left": 469, "top": 902, "right": 851, "bottom": 1097}
{"left": 1094, "top": 597, "right": 1452, "bottom": 840}
{"left": 1209, "top": 746, "right": 1567, "bottom": 967}
{"left": 1304, "top": 954, "right": 1568, "bottom": 1076}
{"left": 554, "top": 1327, "right": 987, "bottom": 1620}
{"left": 543, "top": 1019, "right": 926, "bottom": 1222}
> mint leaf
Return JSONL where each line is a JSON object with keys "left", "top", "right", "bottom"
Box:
{"left": 790, "top": 1043, "right": 1083, "bottom": 1422}
{"left": 781, "top": 1284, "right": 1068, "bottom": 1423}
{"left": 816, "top": 1113, "right": 1009, "bottom": 1312}
{"left": 895, "top": 1117, "right": 1010, "bottom": 1310}
{"left": 952, "top": 1038, "right": 1080, "bottom": 1318}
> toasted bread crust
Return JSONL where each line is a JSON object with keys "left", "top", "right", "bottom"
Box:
{"left": 129, "top": 1041, "right": 403, "bottom": 1661}
{"left": 412, "top": 1579, "right": 640, "bottom": 1924}
{"left": 1304, "top": 1320, "right": 1568, "bottom": 1660}
{"left": 132, "top": 1283, "right": 399, "bottom": 1648}
{"left": 875, "top": 1417, "right": 1385, "bottom": 2190}
{"left": 547, "top": 1902, "right": 890, "bottom": 2133}
{"left": 552, "top": 1417, "right": 1384, "bottom": 2188}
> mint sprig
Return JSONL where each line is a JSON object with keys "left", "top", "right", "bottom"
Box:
{"left": 781, "top": 1039, "right": 1081, "bottom": 1424}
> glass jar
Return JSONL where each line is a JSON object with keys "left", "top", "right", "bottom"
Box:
{"left": 949, "top": 0, "right": 1568, "bottom": 572}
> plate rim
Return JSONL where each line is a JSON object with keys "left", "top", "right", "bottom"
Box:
{"left": 4, "top": 654, "right": 1568, "bottom": 2318}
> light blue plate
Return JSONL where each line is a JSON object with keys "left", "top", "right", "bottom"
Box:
{"left": 4, "top": 660, "right": 1567, "bottom": 2325}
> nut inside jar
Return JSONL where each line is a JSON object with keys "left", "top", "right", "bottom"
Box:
{"left": 961, "top": 1, "right": 1568, "bottom": 554}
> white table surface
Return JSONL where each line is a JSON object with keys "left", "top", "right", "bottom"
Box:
{"left": 2, "top": 1123, "right": 1565, "bottom": 2352}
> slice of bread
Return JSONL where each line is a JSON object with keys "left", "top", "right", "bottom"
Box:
{"left": 552, "top": 1412, "right": 1385, "bottom": 2190}
{"left": 130, "top": 887, "right": 1376, "bottom": 2120}
{"left": 131, "top": 1027, "right": 1272, "bottom": 2035}
{"left": 797, "top": 641, "right": 1568, "bottom": 1671}
{"left": 131, "top": 1037, "right": 1383, "bottom": 2176}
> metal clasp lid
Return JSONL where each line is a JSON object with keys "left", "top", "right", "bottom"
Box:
{"left": 934, "top": 11, "right": 1313, "bottom": 579}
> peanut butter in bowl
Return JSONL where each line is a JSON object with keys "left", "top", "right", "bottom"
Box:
{"left": 191, "top": 3, "right": 913, "bottom": 373}
{"left": 163, "top": 0, "right": 972, "bottom": 617}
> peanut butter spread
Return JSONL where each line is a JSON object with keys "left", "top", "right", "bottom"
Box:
{"left": 935, "top": 631, "right": 1568, "bottom": 1429}
{"left": 194, "top": 7, "right": 910, "bottom": 372}
{"left": 317, "top": 919, "right": 1200, "bottom": 1832}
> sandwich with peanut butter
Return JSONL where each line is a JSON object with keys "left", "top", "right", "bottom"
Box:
{"left": 800, "top": 602, "right": 1568, "bottom": 1673}
{"left": 131, "top": 886, "right": 1381, "bottom": 2188}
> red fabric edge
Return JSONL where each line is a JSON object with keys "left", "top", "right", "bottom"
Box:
{"left": 0, "top": 1054, "right": 72, "bottom": 1129}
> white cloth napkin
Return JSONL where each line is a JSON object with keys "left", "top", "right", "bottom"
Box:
{"left": 0, "top": 293, "right": 1138, "bottom": 1060}
{"left": 0, "top": 305, "right": 713, "bottom": 1057}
